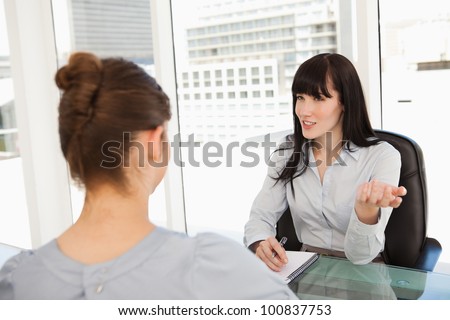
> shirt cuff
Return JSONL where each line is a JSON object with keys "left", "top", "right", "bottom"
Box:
{"left": 244, "top": 235, "right": 266, "bottom": 248}
{"left": 348, "top": 208, "right": 382, "bottom": 236}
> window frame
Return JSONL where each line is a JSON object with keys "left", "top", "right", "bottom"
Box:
{"left": 3, "top": 0, "right": 379, "bottom": 245}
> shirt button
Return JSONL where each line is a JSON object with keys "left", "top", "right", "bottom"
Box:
{"left": 96, "top": 284, "right": 103, "bottom": 294}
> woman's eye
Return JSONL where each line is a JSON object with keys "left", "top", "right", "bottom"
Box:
{"left": 296, "top": 95, "right": 304, "bottom": 101}
{"left": 314, "top": 96, "right": 325, "bottom": 101}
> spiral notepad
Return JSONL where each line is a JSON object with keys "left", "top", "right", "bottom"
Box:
{"left": 278, "top": 251, "right": 319, "bottom": 283}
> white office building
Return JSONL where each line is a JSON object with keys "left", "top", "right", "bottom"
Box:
{"left": 68, "top": 0, "right": 154, "bottom": 64}
{"left": 177, "top": 0, "right": 338, "bottom": 142}
{"left": 177, "top": 59, "right": 289, "bottom": 143}
{"left": 185, "top": 0, "right": 337, "bottom": 93}
{"left": 0, "top": 78, "right": 16, "bottom": 160}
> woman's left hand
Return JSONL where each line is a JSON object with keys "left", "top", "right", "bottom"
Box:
{"left": 354, "top": 180, "right": 407, "bottom": 224}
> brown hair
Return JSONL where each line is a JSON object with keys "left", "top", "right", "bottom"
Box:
{"left": 55, "top": 52, "right": 171, "bottom": 190}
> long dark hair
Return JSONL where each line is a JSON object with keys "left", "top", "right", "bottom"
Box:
{"left": 274, "top": 53, "right": 379, "bottom": 193}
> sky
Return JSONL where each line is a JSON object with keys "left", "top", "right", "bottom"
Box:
{"left": 380, "top": 0, "right": 450, "bottom": 21}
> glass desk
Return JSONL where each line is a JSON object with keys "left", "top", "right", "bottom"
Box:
{"left": 289, "top": 256, "right": 450, "bottom": 300}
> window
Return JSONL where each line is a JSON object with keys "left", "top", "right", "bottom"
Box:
{"left": 379, "top": 0, "right": 450, "bottom": 263}
{"left": 7, "top": 0, "right": 450, "bottom": 270}
{"left": 51, "top": 0, "right": 167, "bottom": 227}
{"left": 252, "top": 91, "right": 261, "bottom": 98}
{"left": 265, "top": 90, "right": 274, "bottom": 97}
{"left": 172, "top": 0, "right": 348, "bottom": 242}
{"left": 0, "top": 1, "right": 30, "bottom": 248}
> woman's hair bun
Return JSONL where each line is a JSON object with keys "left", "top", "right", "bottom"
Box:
{"left": 55, "top": 52, "right": 103, "bottom": 91}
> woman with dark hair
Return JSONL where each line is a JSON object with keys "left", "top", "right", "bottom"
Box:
{"left": 0, "top": 52, "right": 297, "bottom": 299}
{"left": 244, "top": 53, "right": 407, "bottom": 271}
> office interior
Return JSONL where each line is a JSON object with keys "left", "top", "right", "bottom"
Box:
{"left": 1, "top": 0, "right": 450, "bottom": 276}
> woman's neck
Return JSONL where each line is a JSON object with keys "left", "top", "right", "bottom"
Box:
{"left": 79, "top": 185, "right": 150, "bottom": 224}
{"left": 313, "top": 130, "right": 344, "bottom": 165}
{"left": 314, "top": 129, "right": 342, "bottom": 147}
{"left": 57, "top": 184, "right": 155, "bottom": 264}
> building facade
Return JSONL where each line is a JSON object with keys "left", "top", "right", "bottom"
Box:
{"left": 69, "top": 0, "right": 154, "bottom": 64}
{"left": 178, "top": 0, "right": 338, "bottom": 142}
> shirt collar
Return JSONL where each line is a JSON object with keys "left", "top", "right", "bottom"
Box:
{"left": 342, "top": 141, "right": 361, "bottom": 161}
{"left": 305, "top": 140, "right": 361, "bottom": 164}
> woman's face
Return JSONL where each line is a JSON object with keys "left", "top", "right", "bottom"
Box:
{"left": 295, "top": 82, "right": 344, "bottom": 144}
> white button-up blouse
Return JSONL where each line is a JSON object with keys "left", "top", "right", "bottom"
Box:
{"left": 244, "top": 138, "right": 401, "bottom": 264}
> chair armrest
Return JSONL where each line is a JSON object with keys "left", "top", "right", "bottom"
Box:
{"left": 415, "top": 237, "right": 442, "bottom": 271}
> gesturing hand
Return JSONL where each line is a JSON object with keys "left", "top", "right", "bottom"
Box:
{"left": 253, "top": 236, "right": 288, "bottom": 272}
{"left": 355, "top": 179, "right": 407, "bottom": 224}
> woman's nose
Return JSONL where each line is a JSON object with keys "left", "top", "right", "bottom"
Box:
{"left": 296, "top": 101, "right": 313, "bottom": 117}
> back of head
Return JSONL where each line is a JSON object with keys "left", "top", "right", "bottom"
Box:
{"left": 55, "top": 52, "right": 171, "bottom": 191}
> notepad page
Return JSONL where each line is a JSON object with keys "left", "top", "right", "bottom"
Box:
{"left": 278, "top": 251, "right": 318, "bottom": 283}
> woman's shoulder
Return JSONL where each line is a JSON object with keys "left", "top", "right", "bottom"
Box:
{"left": 0, "top": 249, "right": 32, "bottom": 272}
{"left": 138, "top": 229, "right": 271, "bottom": 275}
{"left": 0, "top": 244, "right": 47, "bottom": 273}
{"left": 190, "top": 232, "right": 297, "bottom": 299}
{"left": 195, "top": 232, "right": 252, "bottom": 251}
{"left": 371, "top": 139, "right": 400, "bottom": 158}
{"left": 0, "top": 239, "right": 60, "bottom": 270}
{"left": 191, "top": 233, "right": 269, "bottom": 276}
{"left": 0, "top": 248, "right": 40, "bottom": 299}
{"left": 348, "top": 139, "right": 401, "bottom": 172}
{"left": 356, "top": 139, "right": 400, "bottom": 158}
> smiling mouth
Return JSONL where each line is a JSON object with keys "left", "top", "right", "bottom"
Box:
{"left": 303, "top": 121, "right": 316, "bottom": 126}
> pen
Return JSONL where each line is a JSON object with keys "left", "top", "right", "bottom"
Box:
{"left": 272, "top": 236, "right": 288, "bottom": 258}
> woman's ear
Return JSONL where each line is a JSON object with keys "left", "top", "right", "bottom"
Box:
{"left": 146, "top": 125, "right": 165, "bottom": 164}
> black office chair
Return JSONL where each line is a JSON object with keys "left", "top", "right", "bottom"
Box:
{"left": 276, "top": 129, "right": 442, "bottom": 271}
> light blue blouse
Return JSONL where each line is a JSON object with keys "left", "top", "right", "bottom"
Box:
{"left": 244, "top": 138, "right": 401, "bottom": 264}
{"left": 0, "top": 227, "right": 297, "bottom": 299}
